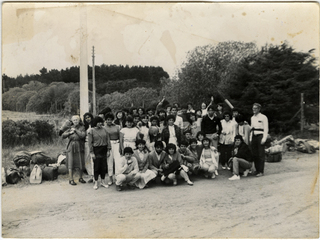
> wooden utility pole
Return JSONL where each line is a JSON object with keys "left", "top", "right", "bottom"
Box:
{"left": 79, "top": 5, "right": 89, "bottom": 117}
{"left": 92, "top": 46, "right": 96, "bottom": 116}
{"left": 301, "top": 93, "right": 304, "bottom": 133}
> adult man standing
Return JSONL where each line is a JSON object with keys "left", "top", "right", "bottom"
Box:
{"left": 201, "top": 106, "right": 222, "bottom": 148}
{"left": 250, "top": 103, "right": 269, "bottom": 177}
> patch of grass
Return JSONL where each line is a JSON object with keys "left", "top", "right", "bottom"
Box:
{"left": 2, "top": 137, "right": 67, "bottom": 170}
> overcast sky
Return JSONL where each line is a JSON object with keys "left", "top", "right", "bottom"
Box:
{"left": 2, "top": 2, "right": 319, "bottom": 78}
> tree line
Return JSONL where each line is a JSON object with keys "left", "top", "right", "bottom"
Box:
{"left": 2, "top": 41, "right": 319, "bottom": 133}
{"left": 2, "top": 64, "right": 169, "bottom": 95}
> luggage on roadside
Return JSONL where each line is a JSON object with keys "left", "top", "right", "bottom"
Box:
{"left": 30, "top": 151, "right": 56, "bottom": 165}
{"left": 266, "top": 152, "right": 282, "bottom": 162}
{"left": 6, "top": 168, "right": 23, "bottom": 184}
{"left": 30, "top": 164, "right": 42, "bottom": 184}
{"left": 13, "top": 151, "right": 31, "bottom": 167}
{"left": 18, "top": 166, "right": 31, "bottom": 177}
{"left": 58, "top": 164, "right": 68, "bottom": 175}
{"left": 42, "top": 166, "right": 58, "bottom": 181}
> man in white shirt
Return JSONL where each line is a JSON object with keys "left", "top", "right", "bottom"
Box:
{"left": 250, "top": 103, "right": 269, "bottom": 177}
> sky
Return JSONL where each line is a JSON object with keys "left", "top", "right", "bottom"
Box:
{"left": 2, "top": 2, "right": 319, "bottom": 78}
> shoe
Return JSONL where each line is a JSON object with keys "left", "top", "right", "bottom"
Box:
{"left": 215, "top": 170, "right": 219, "bottom": 176}
{"left": 173, "top": 179, "right": 178, "bottom": 186}
{"left": 243, "top": 169, "right": 250, "bottom": 177}
{"left": 101, "top": 180, "right": 109, "bottom": 188}
{"left": 93, "top": 181, "right": 98, "bottom": 190}
{"left": 226, "top": 166, "right": 231, "bottom": 170}
{"left": 79, "top": 178, "right": 86, "bottom": 184}
{"left": 161, "top": 175, "right": 166, "bottom": 181}
{"left": 211, "top": 173, "right": 216, "bottom": 179}
{"left": 187, "top": 180, "right": 193, "bottom": 186}
{"left": 69, "top": 180, "right": 77, "bottom": 186}
{"left": 256, "top": 173, "right": 264, "bottom": 177}
{"left": 116, "top": 185, "right": 122, "bottom": 191}
{"left": 221, "top": 166, "right": 226, "bottom": 170}
{"left": 229, "top": 175, "right": 240, "bottom": 180}
{"left": 108, "top": 177, "right": 113, "bottom": 186}
{"left": 88, "top": 179, "right": 94, "bottom": 183}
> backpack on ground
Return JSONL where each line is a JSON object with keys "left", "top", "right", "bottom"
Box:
{"left": 13, "top": 151, "right": 31, "bottom": 167}
{"left": 30, "top": 164, "right": 42, "bottom": 184}
{"left": 6, "top": 168, "right": 23, "bottom": 184}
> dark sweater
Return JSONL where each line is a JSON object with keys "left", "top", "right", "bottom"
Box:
{"left": 201, "top": 115, "right": 222, "bottom": 135}
{"left": 234, "top": 142, "right": 252, "bottom": 162}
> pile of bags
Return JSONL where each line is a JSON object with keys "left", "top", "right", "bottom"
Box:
{"left": 3, "top": 151, "right": 68, "bottom": 186}
{"left": 264, "top": 135, "right": 319, "bottom": 163}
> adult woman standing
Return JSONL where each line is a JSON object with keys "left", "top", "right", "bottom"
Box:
{"left": 219, "top": 112, "right": 236, "bottom": 170}
{"left": 62, "top": 115, "right": 86, "bottom": 186}
{"left": 120, "top": 116, "right": 140, "bottom": 155}
{"left": 186, "top": 112, "right": 200, "bottom": 138}
{"left": 83, "top": 112, "right": 94, "bottom": 183}
{"left": 114, "top": 110, "right": 126, "bottom": 130}
{"left": 104, "top": 112, "right": 121, "bottom": 185}
{"left": 133, "top": 139, "right": 156, "bottom": 189}
{"left": 87, "top": 116, "right": 111, "bottom": 190}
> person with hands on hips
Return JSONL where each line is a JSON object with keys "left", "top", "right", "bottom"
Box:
{"left": 87, "top": 116, "right": 111, "bottom": 190}
{"left": 250, "top": 103, "right": 269, "bottom": 177}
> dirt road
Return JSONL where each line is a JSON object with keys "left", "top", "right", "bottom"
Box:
{"left": 2, "top": 151, "right": 319, "bottom": 238}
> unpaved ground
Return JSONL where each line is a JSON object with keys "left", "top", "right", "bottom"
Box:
{"left": 2, "top": 151, "right": 319, "bottom": 238}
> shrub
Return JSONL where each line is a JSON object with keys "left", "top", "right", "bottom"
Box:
{"left": 2, "top": 119, "right": 56, "bottom": 147}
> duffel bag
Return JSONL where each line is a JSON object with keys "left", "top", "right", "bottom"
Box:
{"left": 30, "top": 151, "right": 56, "bottom": 165}
{"left": 42, "top": 166, "right": 58, "bottom": 181}
{"left": 6, "top": 168, "right": 23, "bottom": 184}
{"left": 58, "top": 164, "right": 68, "bottom": 175}
{"left": 13, "top": 151, "right": 31, "bottom": 167}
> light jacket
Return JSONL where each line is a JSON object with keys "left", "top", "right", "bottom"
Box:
{"left": 200, "top": 146, "right": 219, "bottom": 168}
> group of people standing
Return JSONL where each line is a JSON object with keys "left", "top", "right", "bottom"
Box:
{"left": 60, "top": 97, "right": 269, "bottom": 191}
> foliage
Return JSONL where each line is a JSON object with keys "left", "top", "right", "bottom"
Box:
{"left": 3, "top": 64, "right": 169, "bottom": 92}
{"left": 98, "top": 87, "right": 160, "bottom": 112}
{"left": 176, "top": 41, "right": 258, "bottom": 106}
{"left": 2, "top": 120, "right": 55, "bottom": 148}
{"left": 233, "top": 43, "right": 319, "bottom": 133}
{"left": 2, "top": 87, "right": 27, "bottom": 111}
{"left": 16, "top": 91, "right": 37, "bottom": 112}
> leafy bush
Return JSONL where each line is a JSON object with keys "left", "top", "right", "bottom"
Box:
{"left": 2, "top": 120, "right": 56, "bottom": 147}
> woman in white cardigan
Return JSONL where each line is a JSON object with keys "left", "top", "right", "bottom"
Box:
{"left": 200, "top": 137, "right": 219, "bottom": 179}
{"left": 133, "top": 139, "right": 156, "bottom": 189}
{"left": 219, "top": 112, "right": 235, "bottom": 170}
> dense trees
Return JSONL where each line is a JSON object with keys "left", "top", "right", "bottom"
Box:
{"left": 231, "top": 43, "right": 319, "bottom": 132}
{"left": 176, "top": 41, "right": 258, "bottom": 106}
{"left": 2, "top": 41, "right": 318, "bottom": 133}
{"left": 3, "top": 64, "right": 169, "bottom": 94}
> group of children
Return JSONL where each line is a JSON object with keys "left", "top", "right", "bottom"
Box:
{"left": 61, "top": 97, "right": 267, "bottom": 190}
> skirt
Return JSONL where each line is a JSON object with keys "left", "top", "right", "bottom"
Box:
{"left": 135, "top": 169, "right": 157, "bottom": 189}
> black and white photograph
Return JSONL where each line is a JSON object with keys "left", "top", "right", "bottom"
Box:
{"left": 1, "top": 2, "right": 319, "bottom": 238}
